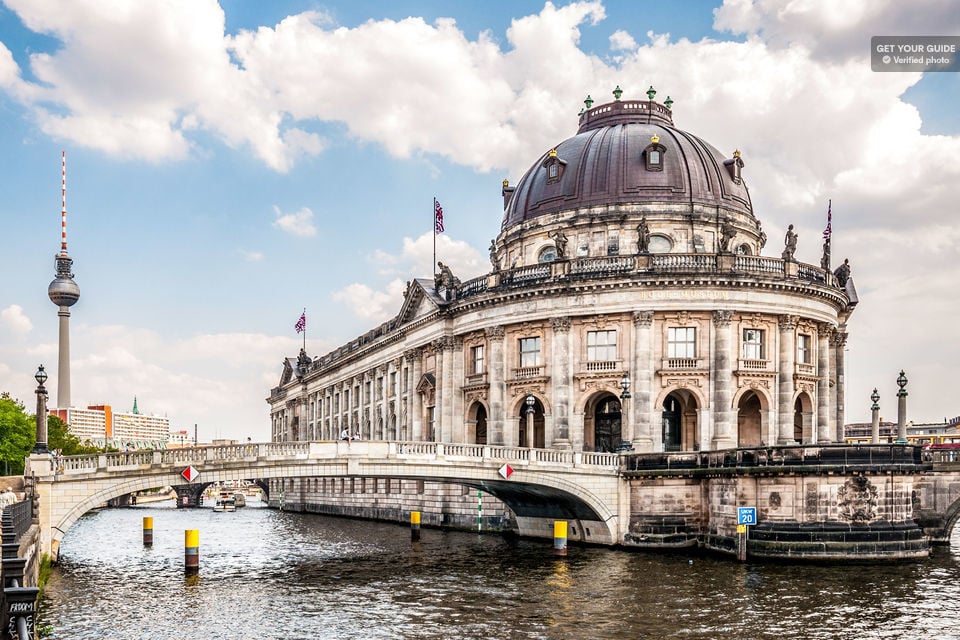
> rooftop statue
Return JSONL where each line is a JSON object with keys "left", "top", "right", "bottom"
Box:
{"left": 636, "top": 217, "right": 650, "bottom": 254}
{"left": 834, "top": 258, "right": 851, "bottom": 287}
{"left": 781, "top": 224, "right": 798, "bottom": 261}
{"left": 549, "top": 230, "right": 568, "bottom": 259}
{"left": 489, "top": 240, "right": 500, "bottom": 272}
{"left": 718, "top": 218, "right": 737, "bottom": 254}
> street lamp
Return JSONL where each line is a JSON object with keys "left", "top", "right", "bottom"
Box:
{"left": 524, "top": 394, "right": 535, "bottom": 449}
{"left": 33, "top": 364, "right": 49, "bottom": 454}
{"left": 895, "top": 370, "right": 909, "bottom": 444}
{"left": 870, "top": 388, "right": 880, "bottom": 444}
{"left": 619, "top": 372, "right": 632, "bottom": 400}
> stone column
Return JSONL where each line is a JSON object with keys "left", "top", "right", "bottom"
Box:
{"left": 550, "top": 317, "right": 572, "bottom": 449}
{"left": 379, "top": 365, "right": 389, "bottom": 439}
{"left": 631, "top": 311, "right": 654, "bottom": 451}
{"left": 712, "top": 310, "right": 736, "bottom": 449}
{"left": 777, "top": 315, "right": 798, "bottom": 444}
{"left": 486, "top": 326, "right": 506, "bottom": 445}
{"left": 896, "top": 370, "right": 909, "bottom": 443}
{"left": 816, "top": 323, "right": 833, "bottom": 443}
{"left": 407, "top": 350, "right": 423, "bottom": 441}
{"left": 451, "top": 338, "right": 465, "bottom": 442}
{"left": 438, "top": 337, "right": 456, "bottom": 442}
{"left": 832, "top": 328, "right": 848, "bottom": 443}
{"left": 871, "top": 388, "right": 880, "bottom": 444}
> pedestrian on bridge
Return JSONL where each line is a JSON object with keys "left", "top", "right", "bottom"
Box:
{"left": 340, "top": 428, "right": 350, "bottom": 441}
{"left": 0, "top": 487, "right": 16, "bottom": 509}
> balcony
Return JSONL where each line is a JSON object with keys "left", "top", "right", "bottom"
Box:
{"left": 662, "top": 358, "right": 702, "bottom": 370}
{"left": 512, "top": 365, "right": 545, "bottom": 380}
{"left": 739, "top": 359, "right": 770, "bottom": 371}
{"left": 584, "top": 360, "right": 619, "bottom": 372}
{"left": 464, "top": 371, "right": 488, "bottom": 386}
{"left": 796, "top": 362, "right": 816, "bottom": 376}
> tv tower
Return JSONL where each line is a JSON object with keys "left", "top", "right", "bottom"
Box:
{"left": 47, "top": 151, "right": 80, "bottom": 408}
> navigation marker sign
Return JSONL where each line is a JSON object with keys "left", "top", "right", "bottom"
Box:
{"left": 498, "top": 464, "right": 514, "bottom": 479}
{"left": 181, "top": 466, "right": 199, "bottom": 482}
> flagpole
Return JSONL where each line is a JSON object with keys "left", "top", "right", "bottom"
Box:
{"left": 302, "top": 307, "right": 306, "bottom": 352}
{"left": 432, "top": 197, "right": 436, "bottom": 281}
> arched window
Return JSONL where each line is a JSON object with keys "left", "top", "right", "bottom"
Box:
{"left": 644, "top": 135, "right": 667, "bottom": 171}
{"left": 538, "top": 246, "right": 558, "bottom": 263}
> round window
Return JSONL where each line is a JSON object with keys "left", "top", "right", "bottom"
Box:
{"left": 538, "top": 246, "right": 557, "bottom": 263}
{"left": 648, "top": 235, "right": 672, "bottom": 253}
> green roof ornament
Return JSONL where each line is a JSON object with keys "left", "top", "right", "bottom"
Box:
{"left": 646, "top": 85, "right": 656, "bottom": 100}
{"left": 612, "top": 85, "right": 623, "bottom": 101}
{"left": 578, "top": 108, "right": 585, "bottom": 116}
{"left": 584, "top": 95, "right": 594, "bottom": 109}
{"left": 664, "top": 96, "right": 673, "bottom": 109}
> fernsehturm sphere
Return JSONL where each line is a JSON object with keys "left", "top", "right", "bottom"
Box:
{"left": 47, "top": 151, "right": 79, "bottom": 408}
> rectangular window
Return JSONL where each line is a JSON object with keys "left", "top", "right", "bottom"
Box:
{"left": 471, "top": 344, "right": 485, "bottom": 374}
{"left": 798, "top": 334, "right": 812, "bottom": 364}
{"left": 742, "top": 329, "right": 765, "bottom": 360}
{"left": 519, "top": 337, "right": 541, "bottom": 368}
{"left": 587, "top": 330, "right": 617, "bottom": 361}
{"left": 667, "top": 327, "right": 696, "bottom": 359}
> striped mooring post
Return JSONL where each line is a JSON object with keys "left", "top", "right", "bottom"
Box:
{"left": 184, "top": 529, "right": 199, "bottom": 575}
{"left": 410, "top": 511, "right": 421, "bottom": 542}
{"left": 142, "top": 516, "right": 153, "bottom": 547}
{"left": 553, "top": 521, "right": 568, "bottom": 556}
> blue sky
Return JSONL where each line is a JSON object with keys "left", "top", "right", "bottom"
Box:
{"left": 1, "top": 0, "right": 959, "bottom": 441}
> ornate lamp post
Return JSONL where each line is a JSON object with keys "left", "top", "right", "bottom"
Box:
{"left": 870, "top": 388, "right": 880, "bottom": 444}
{"left": 524, "top": 394, "right": 535, "bottom": 449}
{"left": 895, "top": 370, "right": 909, "bottom": 444}
{"left": 33, "top": 365, "right": 49, "bottom": 454}
{"left": 619, "top": 373, "right": 632, "bottom": 400}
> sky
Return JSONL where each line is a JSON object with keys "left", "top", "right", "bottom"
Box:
{"left": 1, "top": 0, "right": 959, "bottom": 442}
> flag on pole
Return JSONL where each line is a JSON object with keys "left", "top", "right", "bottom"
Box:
{"left": 822, "top": 199, "right": 832, "bottom": 240}
{"left": 295, "top": 312, "right": 306, "bottom": 334}
{"left": 434, "top": 199, "right": 445, "bottom": 234}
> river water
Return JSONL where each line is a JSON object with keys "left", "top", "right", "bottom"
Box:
{"left": 40, "top": 497, "right": 960, "bottom": 640}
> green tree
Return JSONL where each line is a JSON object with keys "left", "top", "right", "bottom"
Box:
{"left": 0, "top": 392, "right": 36, "bottom": 475}
{"left": 48, "top": 415, "right": 101, "bottom": 456}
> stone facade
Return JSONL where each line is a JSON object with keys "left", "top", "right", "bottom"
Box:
{"left": 267, "top": 91, "right": 858, "bottom": 532}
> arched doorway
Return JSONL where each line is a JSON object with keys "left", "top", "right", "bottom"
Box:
{"left": 661, "top": 391, "right": 700, "bottom": 451}
{"left": 794, "top": 392, "right": 814, "bottom": 443}
{"left": 518, "top": 397, "right": 545, "bottom": 448}
{"left": 738, "top": 391, "right": 763, "bottom": 447}
{"left": 467, "top": 402, "right": 488, "bottom": 445}
{"left": 593, "top": 396, "right": 622, "bottom": 453}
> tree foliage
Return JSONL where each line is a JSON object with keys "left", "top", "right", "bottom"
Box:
{"left": 48, "top": 415, "right": 101, "bottom": 456}
{"left": 0, "top": 392, "right": 35, "bottom": 475}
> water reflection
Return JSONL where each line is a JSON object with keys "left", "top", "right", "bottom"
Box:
{"left": 40, "top": 500, "right": 960, "bottom": 640}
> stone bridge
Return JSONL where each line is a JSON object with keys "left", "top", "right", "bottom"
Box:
{"left": 25, "top": 441, "right": 622, "bottom": 561}
{"left": 24, "top": 442, "right": 960, "bottom": 562}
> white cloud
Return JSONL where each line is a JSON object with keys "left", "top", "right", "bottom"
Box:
{"left": 0, "top": 305, "right": 33, "bottom": 337}
{"left": 240, "top": 249, "right": 265, "bottom": 262}
{"left": 332, "top": 232, "right": 484, "bottom": 323}
{"left": 271, "top": 205, "right": 316, "bottom": 237}
{"left": 609, "top": 29, "right": 637, "bottom": 51}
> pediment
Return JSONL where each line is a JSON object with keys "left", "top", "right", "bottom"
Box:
{"left": 396, "top": 278, "right": 443, "bottom": 326}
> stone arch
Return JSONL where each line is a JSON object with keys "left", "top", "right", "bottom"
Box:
{"left": 735, "top": 389, "right": 769, "bottom": 447}
{"left": 466, "top": 400, "right": 490, "bottom": 444}
{"left": 793, "top": 390, "right": 815, "bottom": 443}
{"left": 513, "top": 394, "right": 546, "bottom": 448}
{"left": 581, "top": 391, "right": 623, "bottom": 453}
{"left": 653, "top": 383, "right": 707, "bottom": 414}
{"left": 657, "top": 389, "right": 701, "bottom": 452}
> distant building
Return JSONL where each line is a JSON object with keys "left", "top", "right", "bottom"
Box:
{"left": 50, "top": 397, "right": 170, "bottom": 449}
{"left": 844, "top": 419, "right": 958, "bottom": 444}
{"left": 167, "top": 429, "right": 193, "bottom": 447}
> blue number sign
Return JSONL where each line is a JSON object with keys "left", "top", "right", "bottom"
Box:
{"left": 737, "top": 507, "right": 757, "bottom": 526}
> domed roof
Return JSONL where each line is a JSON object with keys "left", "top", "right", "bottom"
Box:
{"left": 502, "top": 92, "right": 753, "bottom": 231}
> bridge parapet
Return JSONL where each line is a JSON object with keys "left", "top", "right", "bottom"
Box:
{"left": 623, "top": 444, "right": 927, "bottom": 475}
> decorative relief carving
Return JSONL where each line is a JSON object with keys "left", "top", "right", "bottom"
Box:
{"left": 745, "top": 312, "right": 765, "bottom": 328}
{"left": 632, "top": 310, "right": 654, "bottom": 326}
{"left": 404, "top": 347, "right": 423, "bottom": 360}
{"left": 551, "top": 316, "right": 571, "bottom": 332}
{"left": 778, "top": 314, "right": 799, "bottom": 330}
{"left": 712, "top": 310, "right": 733, "bottom": 326}
{"left": 676, "top": 311, "right": 691, "bottom": 326}
{"left": 464, "top": 388, "right": 489, "bottom": 404}
{"left": 737, "top": 378, "right": 771, "bottom": 390}
{"left": 837, "top": 475, "right": 878, "bottom": 522}
{"left": 511, "top": 385, "right": 544, "bottom": 398}
{"left": 832, "top": 331, "right": 848, "bottom": 348}
{"left": 485, "top": 325, "right": 505, "bottom": 339}
{"left": 816, "top": 322, "right": 835, "bottom": 339}
{"left": 431, "top": 336, "right": 457, "bottom": 351}
{"left": 662, "top": 377, "right": 704, "bottom": 389}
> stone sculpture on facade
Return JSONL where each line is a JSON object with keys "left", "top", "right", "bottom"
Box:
{"left": 718, "top": 218, "right": 737, "bottom": 254}
{"left": 435, "top": 261, "right": 461, "bottom": 294}
{"left": 821, "top": 237, "right": 831, "bottom": 271}
{"left": 781, "top": 224, "right": 798, "bottom": 261}
{"left": 833, "top": 258, "right": 851, "bottom": 287}
{"left": 636, "top": 217, "right": 650, "bottom": 254}
{"left": 489, "top": 240, "right": 500, "bottom": 272}
{"left": 549, "top": 230, "right": 568, "bottom": 258}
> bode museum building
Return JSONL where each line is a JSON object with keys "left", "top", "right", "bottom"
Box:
{"left": 267, "top": 88, "right": 857, "bottom": 525}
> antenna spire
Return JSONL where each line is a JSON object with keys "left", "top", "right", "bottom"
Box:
{"left": 61, "top": 150, "right": 68, "bottom": 254}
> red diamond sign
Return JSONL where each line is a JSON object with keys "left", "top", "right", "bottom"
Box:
{"left": 181, "top": 466, "right": 199, "bottom": 482}
{"left": 498, "top": 464, "right": 513, "bottom": 479}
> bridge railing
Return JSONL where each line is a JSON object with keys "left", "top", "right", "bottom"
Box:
{"left": 29, "top": 440, "right": 623, "bottom": 478}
